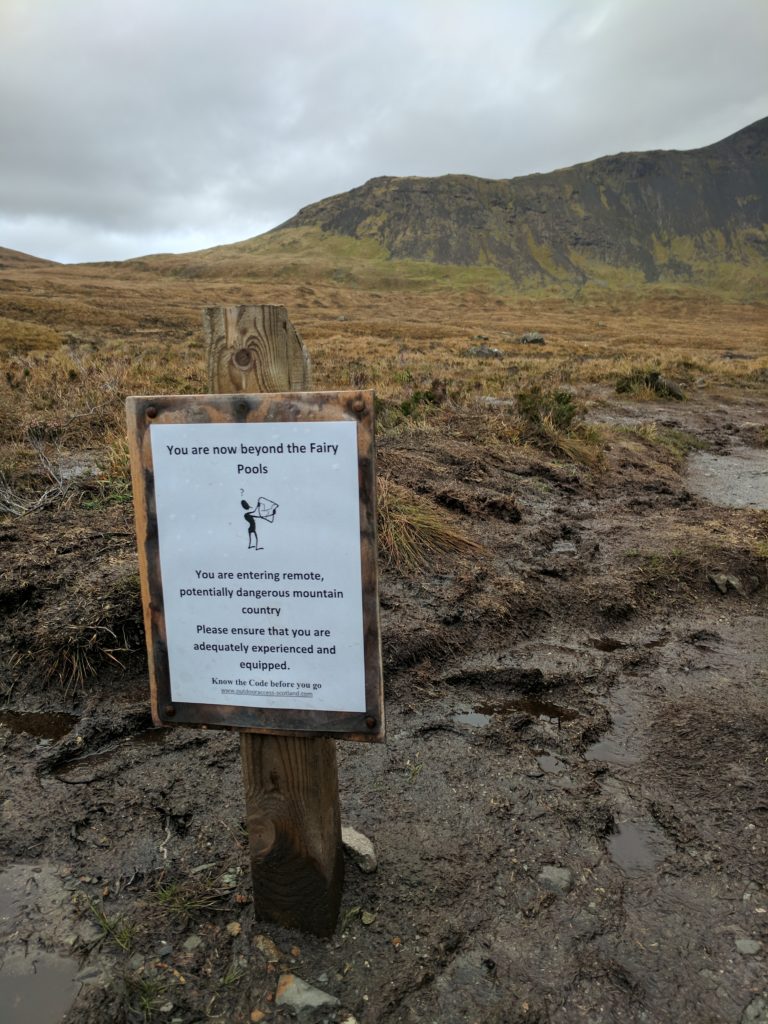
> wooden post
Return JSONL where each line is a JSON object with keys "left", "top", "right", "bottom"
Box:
{"left": 203, "top": 304, "right": 343, "bottom": 936}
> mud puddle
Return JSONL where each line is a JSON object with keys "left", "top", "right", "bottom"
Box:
{"left": 584, "top": 683, "right": 645, "bottom": 767}
{"left": 453, "top": 696, "right": 578, "bottom": 729}
{"left": 584, "top": 681, "right": 675, "bottom": 874}
{"left": 687, "top": 447, "right": 768, "bottom": 508}
{"left": 0, "top": 950, "right": 80, "bottom": 1024}
{"left": 0, "top": 710, "right": 78, "bottom": 741}
{"left": 608, "top": 819, "right": 672, "bottom": 876}
{"left": 0, "top": 862, "right": 97, "bottom": 1024}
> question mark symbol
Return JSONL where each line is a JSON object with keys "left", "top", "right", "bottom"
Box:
{"left": 240, "top": 488, "right": 244, "bottom": 497}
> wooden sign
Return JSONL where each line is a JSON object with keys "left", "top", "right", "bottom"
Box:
{"left": 126, "top": 304, "right": 372, "bottom": 937}
{"left": 127, "top": 389, "right": 384, "bottom": 743}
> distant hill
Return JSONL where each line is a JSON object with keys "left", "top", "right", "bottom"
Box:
{"left": 3, "top": 120, "right": 766, "bottom": 300}
{"left": 0, "top": 246, "right": 58, "bottom": 270}
{"left": 270, "top": 117, "right": 768, "bottom": 293}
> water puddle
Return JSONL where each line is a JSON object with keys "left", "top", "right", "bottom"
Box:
{"left": 453, "top": 712, "right": 492, "bottom": 728}
{"left": 454, "top": 697, "right": 578, "bottom": 729}
{"left": 510, "top": 697, "right": 578, "bottom": 723}
{"left": 0, "top": 954, "right": 80, "bottom": 1024}
{"left": 0, "top": 711, "right": 78, "bottom": 742}
{"left": 687, "top": 449, "right": 768, "bottom": 509}
{"left": 583, "top": 687, "right": 673, "bottom": 872}
{"left": 584, "top": 685, "right": 643, "bottom": 766}
{"left": 0, "top": 864, "right": 83, "bottom": 1024}
{"left": 608, "top": 820, "right": 671, "bottom": 876}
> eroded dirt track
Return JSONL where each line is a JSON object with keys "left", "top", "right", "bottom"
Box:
{"left": 1, "top": 386, "right": 767, "bottom": 1024}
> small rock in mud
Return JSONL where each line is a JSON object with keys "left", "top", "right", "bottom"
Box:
{"left": 551, "top": 540, "right": 577, "bottom": 556}
{"left": 219, "top": 867, "right": 240, "bottom": 890}
{"left": 538, "top": 865, "right": 573, "bottom": 894}
{"left": 275, "top": 973, "right": 340, "bottom": 1014}
{"left": 254, "top": 934, "right": 282, "bottom": 962}
{"left": 736, "top": 938, "right": 763, "bottom": 956}
{"left": 466, "top": 343, "right": 502, "bottom": 358}
{"left": 708, "top": 572, "right": 746, "bottom": 596}
{"left": 342, "top": 826, "right": 378, "bottom": 873}
{"left": 433, "top": 951, "right": 505, "bottom": 1018}
{"left": 182, "top": 934, "right": 203, "bottom": 952}
{"left": 742, "top": 995, "right": 768, "bottom": 1024}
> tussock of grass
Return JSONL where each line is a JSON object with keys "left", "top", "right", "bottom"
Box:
{"left": 80, "top": 895, "right": 138, "bottom": 952}
{"left": 514, "top": 385, "right": 604, "bottom": 467}
{"left": 120, "top": 973, "right": 169, "bottom": 1023}
{"left": 517, "top": 386, "right": 578, "bottom": 432}
{"left": 377, "top": 476, "right": 483, "bottom": 572}
{"left": 85, "top": 429, "right": 133, "bottom": 507}
{"left": 628, "top": 423, "right": 710, "bottom": 464}
{"left": 150, "top": 879, "right": 228, "bottom": 921}
{"left": 615, "top": 367, "right": 684, "bottom": 400}
{"left": 41, "top": 623, "right": 131, "bottom": 691}
{"left": 13, "top": 567, "right": 142, "bottom": 690}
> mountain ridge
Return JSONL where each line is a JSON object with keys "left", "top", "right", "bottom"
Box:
{"left": 273, "top": 117, "right": 768, "bottom": 291}
{"left": 3, "top": 119, "right": 766, "bottom": 298}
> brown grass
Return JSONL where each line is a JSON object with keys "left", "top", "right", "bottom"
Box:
{"left": 376, "top": 477, "right": 484, "bottom": 571}
{"left": 1, "top": 250, "right": 766, "bottom": 701}
{"left": 1, "top": 251, "right": 766, "bottom": 568}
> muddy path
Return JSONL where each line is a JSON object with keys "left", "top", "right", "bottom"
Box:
{"left": 1, "top": 385, "right": 767, "bottom": 1024}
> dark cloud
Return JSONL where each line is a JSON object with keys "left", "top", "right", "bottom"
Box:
{"left": 0, "top": 0, "right": 765, "bottom": 262}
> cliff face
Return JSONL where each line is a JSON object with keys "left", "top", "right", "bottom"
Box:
{"left": 277, "top": 118, "right": 768, "bottom": 286}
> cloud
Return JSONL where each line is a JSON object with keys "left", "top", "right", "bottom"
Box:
{"left": 0, "top": 0, "right": 765, "bottom": 261}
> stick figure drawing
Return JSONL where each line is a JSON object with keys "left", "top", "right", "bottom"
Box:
{"left": 240, "top": 496, "right": 279, "bottom": 550}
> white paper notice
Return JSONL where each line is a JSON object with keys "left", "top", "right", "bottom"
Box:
{"left": 150, "top": 420, "right": 366, "bottom": 712}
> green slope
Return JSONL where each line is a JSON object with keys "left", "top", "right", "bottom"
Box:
{"left": 265, "top": 117, "right": 768, "bottom": 297}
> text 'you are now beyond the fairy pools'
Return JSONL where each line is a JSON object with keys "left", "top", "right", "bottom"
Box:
{"left": 149, "top": 419, "right": 367, "bottom": 713}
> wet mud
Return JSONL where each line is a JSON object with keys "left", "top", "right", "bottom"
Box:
{"left": 687, "top": 448, "right": 768, "bottom": 509}
{"left": 1, "top": 386, "right": 767, "bottom": 1023}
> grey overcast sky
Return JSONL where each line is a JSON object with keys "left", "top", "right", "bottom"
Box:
{"left": 1, "top": 0, "right": 766, "bottom": 264}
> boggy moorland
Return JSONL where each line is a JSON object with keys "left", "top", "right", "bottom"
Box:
{"left": 1, "top": 249, "right": 767, "bottom": 1023}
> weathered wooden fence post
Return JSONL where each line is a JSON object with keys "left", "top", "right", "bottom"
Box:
{"left": 203, "top": 304, "right": 343, "bottom": 936}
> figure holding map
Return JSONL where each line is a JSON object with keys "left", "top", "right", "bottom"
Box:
{"left": 241, "top": 496, "right": 279, "bottom": 550}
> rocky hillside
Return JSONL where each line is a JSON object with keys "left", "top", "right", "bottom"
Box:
{"left": 276, "top": 117, "right": 768, "bottom": 289}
